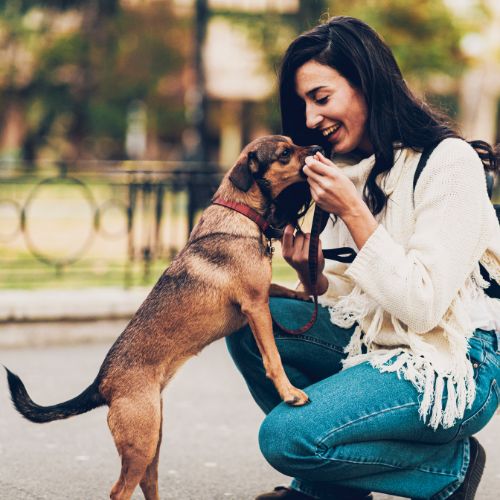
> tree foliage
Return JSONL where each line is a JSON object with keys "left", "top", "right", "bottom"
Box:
{"left": 0, "top": 0, "right": 189, "bottom": 161}
{"left": 328, "top": 0, "right": 466, "bottom": 79}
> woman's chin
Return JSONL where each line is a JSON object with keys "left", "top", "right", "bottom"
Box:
{"left": 330, "top": 138, "right": 363, "bottom": 156}
{"left": 330, "top": 141, "right": 349, "bottom": 154}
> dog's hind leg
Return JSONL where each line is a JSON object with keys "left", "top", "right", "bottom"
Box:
{"left": 139, "top": 398, "right": 163, "bottom": 500}
{"left": 107, "top": 391, "right": 162, "bottom": 500}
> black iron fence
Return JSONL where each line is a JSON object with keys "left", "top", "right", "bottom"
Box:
{"left": 0, "top": 161, "right": 223, "bottom": 288}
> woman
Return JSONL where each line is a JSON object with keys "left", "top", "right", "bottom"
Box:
{"left": 226, "top": 16, "right": 500, "bottom": 500}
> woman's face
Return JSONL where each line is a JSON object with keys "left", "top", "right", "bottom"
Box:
{"left": 295, "top": 60, "right": 372, "bottom": 155}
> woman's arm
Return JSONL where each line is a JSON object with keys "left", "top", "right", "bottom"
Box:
{"left": 305, "top": 141, "right": 493, "bottom": 333}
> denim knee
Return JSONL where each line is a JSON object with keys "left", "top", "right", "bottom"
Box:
{"left": 259, "top": 407, "right": 315, "bottom": 477}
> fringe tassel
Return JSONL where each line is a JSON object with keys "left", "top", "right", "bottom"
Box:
{"left": 420, "top": 364, "right": 436, "bottom": 421}
{"left": 429, "top": 376, "right": 445, "bottom": 429}
{"left": 329, "top": 285, "right": 375, "bottom": 329}
{"left": 471, "top": 264, "right": 491, "bottom": 290}
{"left": 344, "top": 324, "right": 364, "bottom": 357}
{"left": 466, "top": 361, "right": 476, "bottom": 408}
{"left": 364, "top": 307, "right": 384, "bottom": 346}
{"left": 443, "top": 378, "right": 458, "bottom": 428}
{"left": 456, "top": 376, "right": 467, "bottom": 417}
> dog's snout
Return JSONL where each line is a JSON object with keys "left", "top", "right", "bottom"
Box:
{"left": 308, "top": 145, "right": 324, "bottom": 156}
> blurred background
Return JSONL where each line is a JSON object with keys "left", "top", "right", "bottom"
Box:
{"left": 0, "top": 0, "right": 499, "bottom": 289}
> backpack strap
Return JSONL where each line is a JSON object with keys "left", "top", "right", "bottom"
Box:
{"left": 413, "top": 144, "right": 437, "bottom": 191}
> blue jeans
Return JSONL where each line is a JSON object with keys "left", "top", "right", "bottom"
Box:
{"left": 226, "top": 297, "right": 500, "bottom": 500}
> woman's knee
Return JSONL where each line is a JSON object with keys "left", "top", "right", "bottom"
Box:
{"left": 258, "top": 406, "right": 317, "bottom": 476}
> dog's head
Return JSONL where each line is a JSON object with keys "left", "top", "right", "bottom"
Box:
{"left": 229, "top": 135, "right": 323, "bottom": 200}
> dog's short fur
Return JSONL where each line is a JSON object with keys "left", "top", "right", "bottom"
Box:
{"left": 6, "top": 135, "right": 321, "bottom": 500}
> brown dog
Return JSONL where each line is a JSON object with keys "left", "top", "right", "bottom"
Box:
{"left": 6, "top": 135, "right": 321, "bottom": 500}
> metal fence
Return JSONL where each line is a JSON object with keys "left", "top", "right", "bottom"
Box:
{"left": 0, "top": 161, "right": 223, "bottom": 289}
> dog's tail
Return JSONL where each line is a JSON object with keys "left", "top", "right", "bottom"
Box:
{"left": 4, "top": 367, "right": 106, "bottom": 423}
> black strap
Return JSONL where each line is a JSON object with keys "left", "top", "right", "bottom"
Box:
{"left": 413, "top": 144, "right": 436, "bottom": 191}
{"left": 323, "top": 247, "right": 357, "bottom": 263}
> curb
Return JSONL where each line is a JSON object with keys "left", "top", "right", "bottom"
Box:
{"left": 0, "top": 287, "right": 149, "bottom": 322}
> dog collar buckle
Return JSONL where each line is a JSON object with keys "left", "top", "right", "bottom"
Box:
{"left": 266, "top": 239, "right": 275, "bottom": 258}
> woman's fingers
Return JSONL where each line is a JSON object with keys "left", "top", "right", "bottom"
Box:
{"left": 315, "top": 151, "right": 334, "bottom": 166}
{"left": 303, "top": 164, "right": 324, "bottom": 184}
{"left": 300, "top": 232, "right": 311, "bottom": 254}
{"left": 281, "top": 224, "right": 295, "bottom": 258}
{"left": 281, "top": 224, "right": 312, "bottom": 272}
{"left": 304, "top": 155, "right": 336, "bottom": 176}
{"left": 308, "top": 183, "right": 326, "bottom": 206}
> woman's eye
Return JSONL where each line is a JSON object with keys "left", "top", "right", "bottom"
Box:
{"left": 315, "top": 96, "right": 329, "bottom": 105}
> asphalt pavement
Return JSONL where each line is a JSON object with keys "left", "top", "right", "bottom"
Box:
{"left": 0, "top": 325, "right": 499, "bottom": 500}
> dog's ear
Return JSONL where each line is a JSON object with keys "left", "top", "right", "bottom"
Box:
{"left": 229, "top": 151, "right": 259, "bottom": 192}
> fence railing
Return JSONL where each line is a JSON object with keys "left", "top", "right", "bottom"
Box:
{"left": 0, "top": 160, "right": 223, "bottom": 288}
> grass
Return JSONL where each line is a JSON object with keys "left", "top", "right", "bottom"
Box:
{"left": 0, "top": 248, "right": 297, "bottom": 290}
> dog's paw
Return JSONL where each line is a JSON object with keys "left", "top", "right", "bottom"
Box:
{"left": 292, "top": 291, "right": 313, "bottom": 302}
{"left": 284, "top": 388, "right": 310, "bottom": 406}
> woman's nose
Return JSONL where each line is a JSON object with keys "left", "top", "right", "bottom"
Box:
{"left": 305, "top": 104, "right": 322, "bottom": 130}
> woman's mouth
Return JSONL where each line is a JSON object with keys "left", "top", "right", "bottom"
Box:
{"left": 322, "top": 123, "right": 341, "bottom": 139}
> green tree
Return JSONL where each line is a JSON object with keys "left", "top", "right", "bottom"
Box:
{"left": 0, "top": 0, "right": 189, "bottom": 161}
{"left": 328, "top": 0, "right": 465, "bottom": 79}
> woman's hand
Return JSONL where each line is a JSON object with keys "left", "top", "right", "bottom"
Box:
{"left": 303, "top": 152, "right": 361, "bottom": 219}
{"left": 281, "top": 224, "right": 328, "bottom": 295}
{"left": 303, "top": 152, "right": 379, "bottom": 251}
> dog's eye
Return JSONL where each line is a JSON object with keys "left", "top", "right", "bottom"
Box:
{"left": 280, "top": 149, "right": 291, "bottom": 159}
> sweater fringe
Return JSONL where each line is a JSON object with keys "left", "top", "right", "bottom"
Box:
{"left": 326, "top": 279, "right": 479, "bottom": 430}
{"left": 341, "top": 346, "right": 476, "bottom": 430}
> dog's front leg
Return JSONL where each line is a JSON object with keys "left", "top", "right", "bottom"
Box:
{"left": 241, "top": 299, "right": 310, "bottom": 406}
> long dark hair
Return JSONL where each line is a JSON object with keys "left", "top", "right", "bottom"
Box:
{"left": 279, "top": 16, "right": 499, "bottom": 216}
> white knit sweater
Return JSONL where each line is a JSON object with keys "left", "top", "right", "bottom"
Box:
{"left": 318, "top": 137, "right": 500, "bottom": 429}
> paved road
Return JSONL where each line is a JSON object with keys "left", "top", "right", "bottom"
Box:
{"left": 0, "top": 326, "right": 498, "bottom": 499}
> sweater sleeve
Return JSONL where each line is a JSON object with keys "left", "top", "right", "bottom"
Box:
{"left": 345, "top": 139, "right": 492, "bottom": 333}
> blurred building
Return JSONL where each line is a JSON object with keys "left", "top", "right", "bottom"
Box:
{"left": 453, "top": 0, "right": 500, "bottom": 144}
{"left": 174, "top": 0, "right": 300, "bottom": 167}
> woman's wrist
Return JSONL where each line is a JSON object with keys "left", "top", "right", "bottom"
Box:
{"left": 298, "top": 272, "right": 329, "bottom": 296}
{"left": 341, "top": 201, "right": 378, "bottom": 250}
